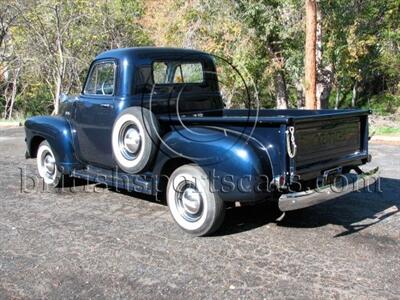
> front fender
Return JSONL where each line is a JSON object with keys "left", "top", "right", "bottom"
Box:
{"left": 154, "top": 126, "right": 273, "bottom": 202}
{"left": 25, "top": 116, "right": 80, "bottom": 173}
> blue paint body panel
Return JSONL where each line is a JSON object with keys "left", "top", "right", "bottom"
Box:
{"left": 25, "top": 116, "right": 81, "bottom": 173}
{"left": 24, "top": 47, "right": 371, "bottom": 203}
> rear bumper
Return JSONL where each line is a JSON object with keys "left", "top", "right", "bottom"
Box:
{"left": 278, "top": 167, "right": 379, "bottom": 212}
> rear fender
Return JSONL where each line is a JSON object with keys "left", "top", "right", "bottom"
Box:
{"left": 154, "top": 127, "right": 273, "bottom": 202}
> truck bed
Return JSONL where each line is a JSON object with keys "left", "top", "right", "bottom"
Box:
{"left": 159, "top": 108, "right": 370, "bottom": 182}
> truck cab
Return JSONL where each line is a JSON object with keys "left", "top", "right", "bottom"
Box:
{"left": 60, "top": 48, "right": 223, "bottom": 169}
{"left": 25, "top": 47, "right": 379, "bottom": 236}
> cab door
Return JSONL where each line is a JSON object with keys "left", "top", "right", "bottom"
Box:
{"left": 72, "top": 60, "right": 117, "bottom": 168}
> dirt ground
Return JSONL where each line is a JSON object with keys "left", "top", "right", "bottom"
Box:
{"left": 0, "top": 127, "right": 399, "bottom": 299}
{"left": 370, "top": 113, "right": 400, "bottom": 129}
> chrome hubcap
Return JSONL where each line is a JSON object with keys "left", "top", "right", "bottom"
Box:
{"left": 176, "top": 183, "right": 203, "bottom": 222}
{"left": 44, "top": 154, "right": 55, "bottom": 174}
{"left": 118, "top": 123, "right": 142, "bottom": 160}
{"left": 124, "top": 127, "right": 141, "bottom": 154}
{"left": 39, "top": 149, "right": 56, "bottom": 181}
{"left": 181, "top": 188, "right": 201, "bottom": 214}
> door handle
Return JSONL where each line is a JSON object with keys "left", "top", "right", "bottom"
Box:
{"left": 100, "top": 103, "right": 112, "bottom": 109}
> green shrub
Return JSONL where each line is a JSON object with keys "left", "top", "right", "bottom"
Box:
{"left": 364, "top": 93, "right": 400, "bottom": 115}
{"left": 16, "top": 83, "right": 53, "bottom": 117}
{"left": 373, "top": 126, "right": 400, "bottom": 135}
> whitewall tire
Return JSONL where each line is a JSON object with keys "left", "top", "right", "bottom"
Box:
{"left": 167, "top": 164, "right": 225, "bottom": 236}
{"left": 36, "top": 140, "right": 61, "bottom": 186}
{"left": 112, "top": 107, "right": 159, "bottom": 173}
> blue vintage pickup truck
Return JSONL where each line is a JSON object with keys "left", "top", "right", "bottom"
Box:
{"left": 25, "top": 47, "right": 378, "bottom": 236}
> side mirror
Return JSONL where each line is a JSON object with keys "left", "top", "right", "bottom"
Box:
{"left": 60, "top": 93, "right": 69, "bottom": 103}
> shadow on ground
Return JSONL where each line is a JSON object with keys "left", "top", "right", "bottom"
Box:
{"left": 57, "top": 176, "right": 399, "bottom": 237}
{"left": 216, "top": 177, "right": 399, "bottom": 237}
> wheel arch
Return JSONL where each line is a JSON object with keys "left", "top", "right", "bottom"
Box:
{"left": 29, "top": 135, "right": 46, "bottom": 158}
{"left": 156, "top": 157, "right": 195, "bottom": 202}
{"left": 152, "top": 126, "right": 273, "bottom": 203}
{"left": 25, "top": 116, "right": 81, "bottom": 173}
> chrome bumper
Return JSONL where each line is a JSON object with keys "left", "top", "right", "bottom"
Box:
{"left": 278, "top": 167, "right": 379, "bottom": 212}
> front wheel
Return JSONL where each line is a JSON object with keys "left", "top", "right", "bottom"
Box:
{"left": 36, "top": 140, "right": 67, "bottom": 187}
{"left": 167, "top": 164, "right": 225, "bottom": 236}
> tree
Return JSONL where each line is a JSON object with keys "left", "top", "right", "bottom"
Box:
{"left": 304, "top": 0, "right": 317, "bottom": 109}
{"left": 144, "top": 0, "right": 306, "bottom": 109}
{"left": 1, "top": 0, "right": 399, "bottom": 118}
{"left": 0, "top": 2, "right": 25, "bottom": 120}
{"left": 315, "top": 1, "right": 333, "bottom": 109}
{"left": 2, "top": 0, "right": 150, "bottom": 117}
{"left": 14, "top": 1, "right": 88, "bottom": 114}
{"left": 237, "top": 0, "right": 302, "bottom": 109}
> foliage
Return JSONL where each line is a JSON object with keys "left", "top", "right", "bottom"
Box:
{"left": 0, "top": 0, "right": 399, "bottom": 117}
{"left": 1, "top": 0, "right": 150, "bottom": 117}
{"left": 322, "top": 0, "right": 400, "bottom": 109}
{"left": 15, "top": 82, "right": 53, "bottom": 117}
{"left": 366, "top": 94, "right": 400, "bottom": 115}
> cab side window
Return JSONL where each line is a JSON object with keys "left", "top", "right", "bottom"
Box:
{"left": 84, "top": 61, "right": 116, "bottom": 95}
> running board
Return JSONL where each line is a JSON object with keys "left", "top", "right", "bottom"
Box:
{"left": 72, "top": 165, "right": 154, "bottom": 195}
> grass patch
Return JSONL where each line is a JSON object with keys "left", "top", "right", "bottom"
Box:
{"left": 372, "top": 126, "right": 400, "bottom": 136}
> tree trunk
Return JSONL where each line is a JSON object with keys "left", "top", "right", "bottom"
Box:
{"left": 274, "top": 70, "right": 288, "bottom": 109}
{"left": 351, "top": 82, "right": 357, "bottom": 107}
{"left": 295, "top": 81, "right": 305, "bottom": 108}
{"left": 53, "top": 74, "right": 62, "bottom": 115}
{"left": 7, "top": 67, "right": 20, "bottom": 120}
{"left": 315, "top": 2, "right": 333, "bottom": 109}
{"left": 304, "top": 0, "right": 317, "bottom": 109}
{"left": 3, "top": 83, "right": 10, "bottom": 119}
{"left": 53, "top": 6, "right": 64, "bottom": 115}
{"left": 335, "top": 84, "right": 340, "bottom": 109}
{"left": 266, "top": 42, "right": 289, "bottom": 109}
{"left": 317, "top": 66, "right": 333, "bottom": 108}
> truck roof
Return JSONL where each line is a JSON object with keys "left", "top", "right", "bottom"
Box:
{"left": 95, "top": 47, "right": 211, "bottom": 63}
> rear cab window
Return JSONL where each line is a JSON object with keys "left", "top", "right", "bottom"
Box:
{"left": 152, "top": 62, "right": 204, "bottom": 84}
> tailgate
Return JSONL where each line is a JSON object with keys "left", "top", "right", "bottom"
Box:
{"left": 294, "top": 116, "right": 367, "bottom": 173}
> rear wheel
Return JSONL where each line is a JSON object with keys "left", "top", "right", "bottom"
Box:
{"left": 167, "top": 164, "right": 225, "bottom": 236}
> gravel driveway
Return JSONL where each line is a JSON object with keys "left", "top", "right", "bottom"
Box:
{"left": 0, "top": 127, "right": 399, "bottom": 299}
